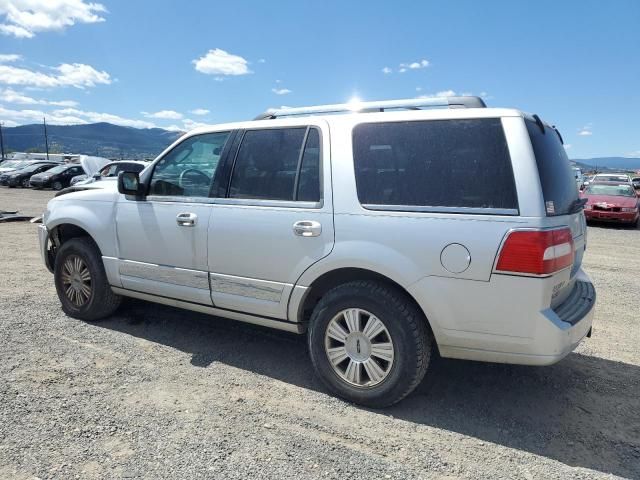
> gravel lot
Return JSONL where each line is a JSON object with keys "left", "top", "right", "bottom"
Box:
{"left": 1, "top": 188, "right": 639, "bottom": 479}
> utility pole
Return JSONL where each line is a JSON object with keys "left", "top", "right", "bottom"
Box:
{"left": 43, "top": 117, "right": 50, "bottom": 161}
{"left": 0, "top": 122, "right": 5, "bottom": 161}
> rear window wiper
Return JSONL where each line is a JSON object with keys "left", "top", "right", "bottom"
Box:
{"left": 569, "top": 197, "right": 588, "bottom": 214}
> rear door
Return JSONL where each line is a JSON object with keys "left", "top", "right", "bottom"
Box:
{"left": 207, "top": 122, "right": 334, "bottom": 320}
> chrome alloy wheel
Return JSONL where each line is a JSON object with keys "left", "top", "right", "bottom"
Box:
{"left": 324, "top": 308, "right": 395, "bottom": 387}
{"left": 61, "top": 255, "right": 92, "bottom": 306}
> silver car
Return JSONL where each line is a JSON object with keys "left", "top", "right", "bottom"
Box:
{"left": 38, "top": 97, "right": 596, "bottom": 407}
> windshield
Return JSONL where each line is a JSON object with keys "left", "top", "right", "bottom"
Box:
{"left": 595, "top": 175, "right": 629, "bottom": 182}
{"left": 0, "top": 160, "right": 20, "bottom": 168}
{"left": 585, "top": 184, "right": 636, "bottom": 197}
{"left": 101, "top": 162, "right": 145, "bottom": 177}
{"left": 20, "top": 163, "right": 51, "bottom": 173}
{"left": 44, "top": 165, "right": 69, "bottom": 175}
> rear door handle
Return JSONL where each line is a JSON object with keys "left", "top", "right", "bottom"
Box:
{"left": 176, "top": 212, "right": 197, "bottom": 227}
{"left": 293, "top": 220, "right": 321, "bottom": 237}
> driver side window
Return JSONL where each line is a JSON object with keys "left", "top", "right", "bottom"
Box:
{"left": 149, "top": 132, "right": 230, "bottom": 197}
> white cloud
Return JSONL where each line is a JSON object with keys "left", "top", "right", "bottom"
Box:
{"left": 142, "top": 109, "right": 183, "bottom": 120}
{"left": 382, "top": 66, "right": 392, "bottom": 74}
{"left": 52, "top": 108, "right": 156, "bottom": 128}
{"left": 625, "top": 150, "right": 640, "bottom": 158}
{"left": 398, "top": 59, "right": 429, "bottom": 73}
{"left": 258, "top": 58, "right": 266, "bottom": 63}
{"left": 415, "top": 87, "right": 422, "bottom": 92}
{"left": 190, "top": 108, "right": 209, "bottom": 115}
{"left": 0, "top": 0, "right": 107, "bottom": 38}
{"left": 182, "top": 118, "right": 212, "bottom": 130}
{"left": 0, "top": 104, "right": 160, "bottom": 128}
{"left": 0, "top": 87, "right": 78, "bottom": 106}
{"left": 577, "top": 123, "right": 593, "bottom": 136}
{"left": 418, "top": 89, "right": 457, "bottom": 99}
{"left": 271, "top": 87, "right": 291, "bottom": 95}
{"left": 0, "top": 53, "right": 21, "bottom": 63}
{"left": 564, "top": 144, "right": 572, "bottom": 150}
{"left": 193, "top": 49, "right": 251, "bottom": 76}
{"left": 0, "top": 62, "right": 111, "bottom": 88}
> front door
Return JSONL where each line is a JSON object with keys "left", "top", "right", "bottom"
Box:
{"left": 115, "top": 131, "right": 231, "bottom": 304}
{"left": 207, "top": 123, "right": 334, "bottom": 319}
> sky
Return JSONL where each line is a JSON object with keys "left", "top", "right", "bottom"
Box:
{"left": 0, "top": 0, "right": 638, "bottom": 159}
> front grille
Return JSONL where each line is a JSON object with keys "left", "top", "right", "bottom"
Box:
{"left": 593, "top": 205, "right": 621, "bottom": 212}
{"left": 553, "top": 280, "right": 596, "bottom": 325}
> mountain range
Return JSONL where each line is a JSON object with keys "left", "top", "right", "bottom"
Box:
{"left": 1, "top": 122, "right": 183, "bottom": 160}
{"left": 1, "top": 122, "right": 639, "bottom": 170}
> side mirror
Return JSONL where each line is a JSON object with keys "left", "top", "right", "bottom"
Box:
{"left": 118, "top": 171, "right": 144, "bottom": 197}
{"left": 93, "top": 172, "right": 101, "bottom": 179}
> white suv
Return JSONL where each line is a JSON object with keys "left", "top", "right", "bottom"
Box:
{"left": 38, "top": 97, "right": 596, "bottom": 407}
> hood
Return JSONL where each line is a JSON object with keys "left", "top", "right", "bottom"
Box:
{"left": 54, "top": 178, "right": 119, "bottom": 197}
{"left": 79, "top": 155, "right": 110, "bottom": 176}
{"left": 584, "top": 194, "right": 638, "bottom": 208}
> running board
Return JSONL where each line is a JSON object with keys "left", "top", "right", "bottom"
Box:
{"left": 110, "top": 286, "right": 305, "bottom": 334}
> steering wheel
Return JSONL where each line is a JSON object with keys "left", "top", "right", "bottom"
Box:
{"left": 178, "top": 168, "right": 210, "bottom": 189}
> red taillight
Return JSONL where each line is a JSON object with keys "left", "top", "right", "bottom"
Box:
{"left": 496, "top": 228, "right": 574, "bottom": 276}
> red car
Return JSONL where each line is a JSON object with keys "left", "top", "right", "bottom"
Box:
{"left": 581, "top": 182, "right": 640, "bottom": 226}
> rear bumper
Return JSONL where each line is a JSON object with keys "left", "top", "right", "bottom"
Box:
{"left": 413, "top": 269, "right": 596, "bottom": 366}
{"left": 585, "top": 210, "right": 638, "bottom": 223}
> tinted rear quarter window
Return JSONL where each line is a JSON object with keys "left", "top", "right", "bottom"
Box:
{"left": 352, "top": 119, "right": 518, "bottom": 211}
{"left": 525, "top": 120, "right": 578, "bottom": 216}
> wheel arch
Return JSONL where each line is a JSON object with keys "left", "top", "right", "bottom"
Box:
{"left": 294, "top": 267, "right": 439, "bottom": 345}
{"left": 45, "top": 222, "right": 102, "bottom": 272}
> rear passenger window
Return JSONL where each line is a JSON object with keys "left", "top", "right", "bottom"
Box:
{"left": 229, "top": 127, "right": 321, "bottom": 202}
{"left": 352, "top": 119, "right": 518, "bottom": 212}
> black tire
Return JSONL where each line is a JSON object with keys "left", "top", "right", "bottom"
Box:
{"left": 52, "top": 181, "right": 63, "bottom": 190}
{"left": 21, "top": 178, "right": 29, "bottom": 188}
{"left": 308, "top": 280, "right": 431, "bottom": 408}
{"left": 54, "top": 237, "right": 122, "bottom": 321}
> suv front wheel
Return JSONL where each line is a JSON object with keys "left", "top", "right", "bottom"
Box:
{"left": 54, "top": 237, "right": 122, "bottom": 321}
{"left": 308, "top": 281, "right": 431, "bottom": 408}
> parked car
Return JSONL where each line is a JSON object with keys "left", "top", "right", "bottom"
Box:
{"left": 38, "top": 96, "right": 596, "bottom": 407}
{"left": 632, "top": 177, "right": 640, "bottom": 189}
{"left": 0, "top": 159, "right": 56, "bottom": 174}
{"left": 29, "top": 164, "right": 85, "bottom": 190}
{"left": 2, "top": 162, "right": 59, "bottom": 188}
{"left": 71, "top": 160, "right": 148, "bottom": 186}
{"left": 0, "top": 161, "right": 55, "bottom": 186}
{"left": 581, "top": 182, "right": 640, "bottom": 226}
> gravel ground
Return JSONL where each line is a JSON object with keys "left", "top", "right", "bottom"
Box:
{"left": 1, "top": 189, "right": 639, "bottom": 480}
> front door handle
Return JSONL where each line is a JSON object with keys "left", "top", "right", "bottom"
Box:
{"left": 176, "top": 212, "right": 197, "bottom": 227}
{"left": 293, "top": 220, "right": 321, "bottom": 237}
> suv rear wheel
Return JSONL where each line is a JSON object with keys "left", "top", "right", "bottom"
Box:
{"left": 54, "top": 237, "right": 122, "bottom": 321}
{"left": 308, "top": 280, "right": 431, "bottom": 408}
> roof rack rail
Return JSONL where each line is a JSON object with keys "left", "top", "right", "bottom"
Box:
{"left": 254, "top": 96, "right": 487, "bottom": 120}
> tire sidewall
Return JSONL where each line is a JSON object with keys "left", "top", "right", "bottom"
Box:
{"left": 54, "top": 239, "right": 105, "bottom": 319}
{"left": 53, "top": 181, "right": 63, "bottom": 190}
{"left": 308, "top": 285, "right": 425, "bottom": 407}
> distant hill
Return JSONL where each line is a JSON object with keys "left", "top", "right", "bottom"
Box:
{"left": 571, "top": 157, "right": 640, "bottom": 171}
{"left": 2, "top": 122, "right": 182, "bottom": 160}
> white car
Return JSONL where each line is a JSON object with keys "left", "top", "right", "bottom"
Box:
{"left": 71, "top": 160, "right": 149, "bottom": 186}
{"left": 38, "top": 97, "right": 596, "bottom": 407}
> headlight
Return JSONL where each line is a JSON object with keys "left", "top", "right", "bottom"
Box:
{"left": 621, "top": 207, "right": 636, "bottom": 212}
